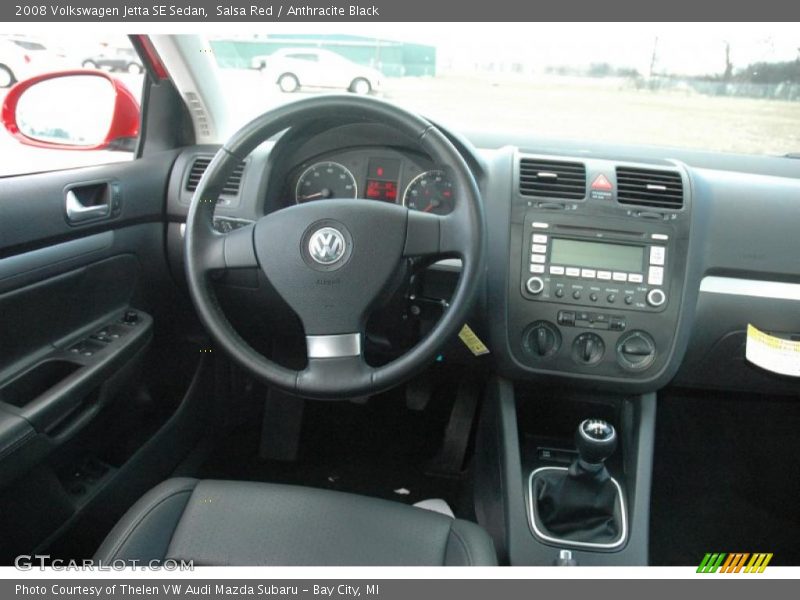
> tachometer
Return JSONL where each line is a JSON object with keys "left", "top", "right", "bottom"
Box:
{"left": 402, "top": 170, "right": 454, "bottom": 215}
{"left": 295, "top": 161, "right": 357, "bottom": 203}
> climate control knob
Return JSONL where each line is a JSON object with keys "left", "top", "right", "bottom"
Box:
{"left": 522, "top": 321, "right": 561, "bottom": 358}
{"left": 526, "top": 276, "right": 545, "bottom": 295}
{"left": 616, "top": 330, "right": 657, "bottom": 371}
{"left": 571, "top": 332, "right": 605, "bottom": 366}
{"left": 647, "top": 288, "right": 666, "bottom": 307}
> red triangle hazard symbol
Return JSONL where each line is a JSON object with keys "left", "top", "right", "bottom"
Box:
{"left": 591, "top": 174, "right": 613, "bottom": 191}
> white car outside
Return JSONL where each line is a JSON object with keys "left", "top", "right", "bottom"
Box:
{"left": 251, "top": 48, "right": 383, "bottom": 94}
{"left": 0, "top": 38, "right": 68, "bottom": 88}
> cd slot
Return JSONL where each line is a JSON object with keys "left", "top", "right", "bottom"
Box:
{"left": 552, "top": 224, "right": 646, "bottom": 240}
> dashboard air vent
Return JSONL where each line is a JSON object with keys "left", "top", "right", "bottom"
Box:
{"left": 185, "top": 156, "right": 245, "bottom": 196}
{"left": 616, "top": 167, "right": 683, "bottom": 209}
{"left": 519, "top": 158, "right": 586, "bottom": 200}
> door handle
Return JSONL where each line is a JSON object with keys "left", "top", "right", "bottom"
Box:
{"left": 65, "top": 189, "right": 110, "bottom": 223}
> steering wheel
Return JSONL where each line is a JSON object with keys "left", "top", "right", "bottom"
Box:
{"left": 185, "top": 95, "right": 485, "bottom": 399}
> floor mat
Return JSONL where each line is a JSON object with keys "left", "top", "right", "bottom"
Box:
{"left": 650, "top": 390, "right": 800, "bottom": 566}
{"left": 196, "top": 387, "right": 469, "bottom": 514}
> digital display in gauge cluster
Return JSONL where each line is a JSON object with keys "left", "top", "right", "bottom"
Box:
{"left": 365, "top": 157, "right": 401, "bottom": 202}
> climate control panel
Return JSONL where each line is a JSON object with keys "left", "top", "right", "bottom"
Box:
{"left": 507, "top": 207, "right": 688, "bottom": 382}
{"left": 502, "top": 155, "right": 690, "bottom": 387}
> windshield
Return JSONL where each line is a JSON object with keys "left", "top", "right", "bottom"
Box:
{"left": 204, "top": 23, "right": 800, "bottom": 156}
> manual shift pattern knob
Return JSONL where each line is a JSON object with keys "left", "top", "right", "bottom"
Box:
{"left": 575, "top": 419, "right": 617, "bottom": 466}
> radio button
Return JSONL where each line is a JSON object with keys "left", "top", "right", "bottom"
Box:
{"left": 531, "top": 254, "right": 546, "bottom": 264}
{"left": 532, "top": 234, "right": 548, "bottom": 244}
{"left": 550, "top": 266, "right": 565, "bottom": 275}
{"left": 526, "top": 277, "right": 545, "bottom": 295}
{"left": 628, "top": 273, "right": 644, "bottom": 284}
{"left": 647, "top": 288, "right": 667, "bottom": 307}
{"left": 532, "top": 244, "right": 548, "bottom": 254}
{"left": 613, "top": 272, "right": 628, "bottom": 282}
{"left": 566, "top": 267, "right": 580, "bottom": 277}
{"left": 648, "top": 266, "right": 664, "bottom": 286}
{"left": 597, "top": 270, "right": 612, "bottom": 281}
{"left": 650, "top": 246, "right": 666, "bottom": 266}
{"left": 530, "top": 264, "right": 545, "bottom": 273}
{"left": 581, "top": 269, "right": 596, "bottom": 279}
{"left": 532, "top": 222, "right": 549, "bottom": 229}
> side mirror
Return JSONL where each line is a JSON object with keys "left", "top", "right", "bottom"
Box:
{"left": 1, "top": 70, "right": 140, "bottom": 151}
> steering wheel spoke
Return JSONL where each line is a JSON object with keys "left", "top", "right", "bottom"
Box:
{"left": 404, "top": 209, "right": 467, "bottom": 258}
{"left": 222, "top": 222, "right": 259, "bottom": 269}
{"left": 194, "top": 222, "right": 259, "bottom": 273}
{"left": 299, "top": 332, "right": 373, "bottom": 397}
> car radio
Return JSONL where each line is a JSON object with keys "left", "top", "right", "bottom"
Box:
{"left": 520, "top": 218, "right": 670, "bottom": 312}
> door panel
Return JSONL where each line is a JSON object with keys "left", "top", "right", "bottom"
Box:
{"left": 0, "top": 150, "right": 174, "bottom": 254}
{"left": 0, "top": 149, "right": 192, "bottom": 560}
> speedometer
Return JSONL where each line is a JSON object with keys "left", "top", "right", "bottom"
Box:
{"left": 295, "top": 161, "right": 358, "bottom": 203}
{"left": 402, "top": 170, "right": 454, "bottom": 215}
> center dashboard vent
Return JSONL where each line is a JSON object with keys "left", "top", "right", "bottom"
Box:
{"left": 185, "top": 156, "right": 246, "bottom": 196}
{"left": 519, "top": 158, "right": 586, "bottom": 200}
{"left": 616, "top": 167, "right": 683, "bottom": 210}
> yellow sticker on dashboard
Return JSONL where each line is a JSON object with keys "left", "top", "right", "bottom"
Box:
{"left": 458, "top": 324, "right": 490, "bottom": 356}
{"left": 745, "top": 324, "right": 800, "bottom": 377}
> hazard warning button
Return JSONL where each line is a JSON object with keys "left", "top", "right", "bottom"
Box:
{"left": 590, "top": 174, "right": 613, "bottom": 200}
{"left": 591, "top": 174, "right": 613, "bottom": 190}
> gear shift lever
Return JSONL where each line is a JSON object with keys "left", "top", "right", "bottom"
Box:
{"left": 575, "top": 419, "right": 617, "bottom": 474}
{"left": 530, "top": 418, "right": 625, "bottom": 547}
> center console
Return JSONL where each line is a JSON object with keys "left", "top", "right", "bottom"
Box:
{"left": 473, "top": 150, "right": 694, "bottom": 565}
{"left": 503, "top": 153, "right": 692, "bottom": 387}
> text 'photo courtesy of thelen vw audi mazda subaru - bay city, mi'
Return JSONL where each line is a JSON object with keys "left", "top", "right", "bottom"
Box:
{"left": 0, "top": 25, "right": 799, "bottom": 567}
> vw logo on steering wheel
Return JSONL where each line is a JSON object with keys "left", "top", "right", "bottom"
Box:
{"left": 308, "top": 226, "right": 346, "bottom": 265}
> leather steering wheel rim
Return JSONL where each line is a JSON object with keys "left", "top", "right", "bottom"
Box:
{"left": 185, "top": 95, "right": 485, "bottom": 399}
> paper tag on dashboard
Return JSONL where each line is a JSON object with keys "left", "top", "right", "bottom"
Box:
{"left": 745, "top": 324, "right": 800, "bottom": 377}
{"left": 458, "top": 324, "right": 490, "bottom": 356}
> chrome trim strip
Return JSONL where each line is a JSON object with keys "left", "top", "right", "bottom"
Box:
{"left": 430, "top": 258, "right": 462, "bottom": 272}
{"left": 700, "top": 276, "right": 800, "bottom": 301}
{"left": 306, "top": 333, "right": 361, "bottom": 359}
{"left": 527, "top": 466, "right": 628, "bottom": 550}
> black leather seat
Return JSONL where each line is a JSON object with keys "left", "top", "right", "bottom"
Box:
{"left": 95, "top": 479, "right": 497, "bottom": 566}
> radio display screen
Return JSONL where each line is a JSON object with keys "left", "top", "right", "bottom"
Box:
{"left": 550, "top": 239, "right": 644, "bottom": 273}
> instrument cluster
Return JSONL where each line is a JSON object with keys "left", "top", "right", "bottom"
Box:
{"left": 289, "top": 148, "right": 455, "bottom": 215}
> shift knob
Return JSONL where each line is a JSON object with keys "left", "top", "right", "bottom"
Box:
{"left": 575, "top": 419, "right": 617, "bottom": 466}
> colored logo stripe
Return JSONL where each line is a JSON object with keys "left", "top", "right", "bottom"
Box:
{"left": 697, "top": 553, "right": 773, "bottom": 573}
{"left": 745, "top": 553, "right": 773, "bottom": 573}
{"left": 697, "top": 553, "right": 726, "bottom": 573}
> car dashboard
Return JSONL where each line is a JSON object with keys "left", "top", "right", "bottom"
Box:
{"left": 165, "top": 118, "right": 800, "bottom": 397}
